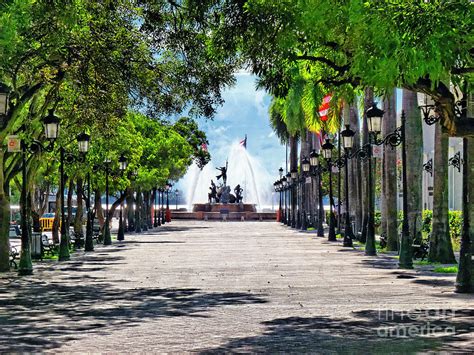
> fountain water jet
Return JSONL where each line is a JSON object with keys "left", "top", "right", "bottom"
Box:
{"left": 182, "top": 142, "right": 273, "bottom": 212}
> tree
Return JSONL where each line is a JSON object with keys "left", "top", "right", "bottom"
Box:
{"left": 382, "top": 90, "right": 398, "bottom": 251}
{"left": 429, "top": 123, "right": 456, "bottom": 263}
{"left": 399, "top": 89, "right": 423, "bottom": 268}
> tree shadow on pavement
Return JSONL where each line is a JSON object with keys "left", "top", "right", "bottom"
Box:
{"left": 0, "top": 278, "right": 268, "bottom": 352}
{"left": 199, "top": 308, "right": 474, "bottom": 353}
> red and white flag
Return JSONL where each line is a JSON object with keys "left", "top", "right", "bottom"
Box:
{"left": 239, "top": 135, "right": 247, "bottom": 149}
{"left": 319, "top": 94, "right": 332, "bottom": 121}
{"left": 315, "top": 131, "right": 328, "bottom": 150}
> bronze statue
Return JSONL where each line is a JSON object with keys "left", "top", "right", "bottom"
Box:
{"left": 208, "top": 180, "right": 218, "bottom": 203}
{"left": 234, "top": 184, "right": 243, "bottom": 203}
{"left": 216, "top": 161, "right": 228, "bottom": 186}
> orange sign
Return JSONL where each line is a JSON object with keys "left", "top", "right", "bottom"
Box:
{"left": 7, "top": 135, "right": 21, "bottom": 152}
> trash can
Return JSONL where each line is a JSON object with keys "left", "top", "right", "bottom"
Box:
{"left": 30, "top": 232, "right": 43, "bottom": 259}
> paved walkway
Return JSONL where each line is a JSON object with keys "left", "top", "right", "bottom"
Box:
{"left": 1, "top": 221, "right": 473, "bottom": 353}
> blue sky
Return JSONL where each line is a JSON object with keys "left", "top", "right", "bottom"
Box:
{"left": 193, "top": 71, "right": 286, "bottom": 178}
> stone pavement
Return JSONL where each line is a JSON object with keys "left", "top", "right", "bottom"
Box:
{"left": 0, "top": 221, "right": 473, "bottom": 353}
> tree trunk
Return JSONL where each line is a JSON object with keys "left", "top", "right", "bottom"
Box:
{"left": 74, "top": 177, "right": 84, "bottom": 243}
{"left": 289, "top": 135, "right": 298, "bottom": 227}
{"left": 67, "top": 179, "right": 74, "bottom": 228}
{"left": 135, "top": 189, "right": 142, "bottom": 233}
{"left": 52, "top": 189, "right": 61, "bottom": 244}
{"left": 455, "top": 137, "right": 474, "bottom": 293}
{"left": 403, "top": 89, "right": 423, "bottom": 248}
{"left": 383, "top": 90, "right": 399, "bottom": 251}
{"left": 0, "top": 152, "right": 10, "bottom": 271}
{"left": 126, "top": 188, "right": 134, "bottom": 231}
{"left": 348, "top": 102, "right": 363, "bottom": 237}
{"left": 94, "top": 188, "right": 104, "bottom": 228}
{"left": 429, "top": 124, "right": 456, "bottom": 263}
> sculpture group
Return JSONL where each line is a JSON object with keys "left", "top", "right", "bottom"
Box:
{"left": 208, "top": 162, "right": 243, "bottom": 204}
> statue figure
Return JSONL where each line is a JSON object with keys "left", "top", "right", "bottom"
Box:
{"left": 234, "top": 184, "right": 243, "bottom": 203}
{"left": 208, "top": 180, "right": 218, "bottom": 203}
{"left": 220, "top": 185, "right": 231, "bottom": 204}
{"left": 216, "top": 161, "right": 228, "bottom": 186}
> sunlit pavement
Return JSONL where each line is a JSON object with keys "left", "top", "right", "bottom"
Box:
{"left": 1, "top": 220, "right": 473, "bottom": 353}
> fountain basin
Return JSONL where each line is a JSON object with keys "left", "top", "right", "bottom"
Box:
{"left": 192, "top": 203, "right": 256, "bottom": 213}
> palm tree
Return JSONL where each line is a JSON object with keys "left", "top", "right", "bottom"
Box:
{"left": 382, "top": 90, "right": 398, "bottom": 251}
{"left": 399, "top": 89, "right": 423, "bottom": 268}
{"left": 429, "top": 123, "right": 456, "bottom": 263}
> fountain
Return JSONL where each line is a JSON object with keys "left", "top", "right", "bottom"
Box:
{"left": 175, "top": 141, "right": 276, "bottom": 220}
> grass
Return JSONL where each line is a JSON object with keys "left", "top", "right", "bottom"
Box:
{"left": 307, "top": 227, "right": 315, "bottom": 231}
{"left": 414, "top": 260, "right": 440, "bottom": 266}
{"left": 433, "top": 265, "right": 458, "bottom": 273}
{"left": 354, "top": 239, "right": 388, "bottom": 253}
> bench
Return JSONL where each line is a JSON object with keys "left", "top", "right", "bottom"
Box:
{"left": 412, "top": 239, "right": 429, "bottom": 261}
{"left": 9, "top": 246, "right": 19, "bottom": 269}
{"left": 41, "top": 234, "right": 57, "bottom": 256}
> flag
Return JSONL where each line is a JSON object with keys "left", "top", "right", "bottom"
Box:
{"left": 315, "top": 131, "right": 328, "bottom": 150}
{"left": 239, "top": 134, "right": 247, "bottom": 149}
{"left": 319, "top": 94, "right": 332, "bottom": 121}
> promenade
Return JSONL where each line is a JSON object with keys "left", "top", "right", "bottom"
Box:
{"left": 1, "top": 221, "right": 473, "bottom": 353}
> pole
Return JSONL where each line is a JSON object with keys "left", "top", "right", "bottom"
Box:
{"left": 58, "top": 147, "right": 70, "bottom": 260}
{"left": 343, "top": 153, "right": 354, "bottom": 247}
{"left": 279, "top": 187, "right": 282, "bottom": 222}
{"left": 301, "top": 175, "right": 307, "bottom": 230}
{"left": 103, "top": 163, "right": 111, "bottom": 245}
{"left": 157, "top": 189, "right": 161, "bottom": 226}
{"left": 365, "top": 142, "right": 376, "bottom": 255}
{"left": 328, "top": 160, "right": 336, "bottom": 241}
{"left": 18, "top": 143, "right": 33, "bottom": 275}
{"left": 85, "top": 172, "right": 94, "bottom": 251}
{"left": 337, "top": 130, "right": 342, "bottom": 234}
{"left": 399, "top": 111, "right": 413, "bottom": 268}
{"left": 455, "top": 137, "right": 473, "bottom": 292}
{"left": 317, "top": 168, "right": 324, "bottom": 237}
{"left": 153, "top": 188, "right": 158, "bottom": 227}
{"left": 161, "top": 189, "right": 165, "bottom": 225}
{"left": 117, "top": 190, "right": 125, "bottom": 241}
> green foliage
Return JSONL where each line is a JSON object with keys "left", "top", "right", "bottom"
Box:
{"left": 422, "top": 210, "right": 433, "bottom": 234}
{"left": 433, "top": 266, "right": 458, "bottom": 274}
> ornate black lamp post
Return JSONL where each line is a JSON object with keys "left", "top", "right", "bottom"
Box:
{"left": 309, "top": 149, "right": 319, "bottom": 231}
{"left": 290, "top": 169, "right": 298, "bottom": 228}
{"left": 166, "top": 182, "right": 172, "bottom": 223}
{"left": 18, "top": 110, "right": 61, "bottom": 274}
{"left": 278, "top": 167, "right": 284, "bottom": 221}
{"left": 285, "top": 172, "right": 292, "bottom": 226}
{"left": 160, "top": 188, "right": 165, "bottom": 225}
{"left": 339, "top": 127, "right": 356, "bottom": 247}
{"left": 301, "top": 157, "right": 311, "bottom": 230}
{"left": 102, "top": 157, "right": 112, "bottom": 245}
{"left": 281, "top": 176, "right": 287, "bottom": 224}
{"left": 321, "top": 140, "right": 337, "bottom": 241}
{"left": 117, "top": 154, "right": 128, "bottom": 241}
{"left": 364, "top": 103, "right": 384, "bottom": 255}
{"left": 154, "top": 188, "right": 161, "bottom": 227}
{"left": 310, "top": 150, "right": 325, "bottom": 237}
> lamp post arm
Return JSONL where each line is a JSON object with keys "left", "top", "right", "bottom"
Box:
{"left": 371, "top": 126, "right": 403, "bottom": 148}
